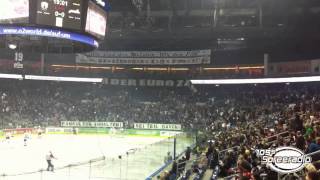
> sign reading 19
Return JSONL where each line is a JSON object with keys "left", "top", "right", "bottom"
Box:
{"left": 53, "top": 0, "right": 69, "bottom": 6}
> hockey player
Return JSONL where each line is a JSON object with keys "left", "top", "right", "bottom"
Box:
{"left": 23, "top": 132, "right": 29, "bottom": 146}
{"left": 5, "top": 132, "right": 11, "bottom": 143}
{"left": 72, "top": 127, "right": 77, "bottom": 135}
{"left": 37, "top": 127, "right": 42, "bottom": 138}
{"left": 46, "top": 151, "right": 56, "bottom": 172}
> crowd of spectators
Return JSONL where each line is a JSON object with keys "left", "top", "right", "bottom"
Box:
{"left": 167, "top": 83, "right": 320, "bottom": 179}
{"left": 0, "top": 80, "right": 202, "bottom": 128}
{"left": 150, "top": 82, "right": 320, "bottom": 180}
{"left": 1, "top": 80, "right": 320, "bottom": 179}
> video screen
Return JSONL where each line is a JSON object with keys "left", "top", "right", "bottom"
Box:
{"left": 36, "top": 0, "right": 83, "bottom": 30}
{"left": 85, "top": 1, "right": 107, "bottom": 39}
{"left": 0, "top": 0, "right": 29, "bottom": 24}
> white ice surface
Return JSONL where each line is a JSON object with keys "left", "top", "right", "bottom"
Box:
{"left": 0, "top": 134, "right": 169, "bottom": 180}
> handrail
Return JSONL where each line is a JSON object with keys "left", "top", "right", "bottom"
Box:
{"left": 266, "top": 131, "right": 290, "bottom": 142}
{"left": 222, "top": 173, "right": 238, "bottom": 179}
{"left": 219, "top": 146, "right": 240, "bottom": 154}
{"left": 214, "top": 131, "right": 290, "bottom": 155}
{"left": 306, "top": 149, "right": 320, "bottom": 156}
{"left": 266, "top": 136, "right": 291, "bottom": 146}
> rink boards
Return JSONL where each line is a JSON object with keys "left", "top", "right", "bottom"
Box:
{"left": 0, "top": 127, "right": 183, "bottom": 138}
{"left": 45, "top": 127, "right": 183, "bottom": 137}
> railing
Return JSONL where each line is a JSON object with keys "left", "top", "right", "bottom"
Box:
{"left": 266, "top": 131, "right": 290, "bottom": 142}
{"left": 219, "top": 146, "right": 240, "bottom": 154}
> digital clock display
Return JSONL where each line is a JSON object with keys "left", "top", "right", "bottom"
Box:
{"left": 36, "top": 0, "right": 83, "bottom": 30}
{"left": 53, "top": 0, "right": 69, "bottom": 6}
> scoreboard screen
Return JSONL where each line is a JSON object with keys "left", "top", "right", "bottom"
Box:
{"left": 0, "top": 0, "right": 108, "bottom": 40}
{"left": 85, "top": 1, "right": 107, "bottom": 39}
{"left": 0, "top": 0, "right": 29, "bottom": 24}
{"left": 36, "top": 0, "right": 83, "bottom": 30}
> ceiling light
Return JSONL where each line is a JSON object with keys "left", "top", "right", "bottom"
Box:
{"left": 8, "top": 44, "right": 17, "bottom": 50}
{"left": 191, "top": 76, "right": 320, "bottom": 85}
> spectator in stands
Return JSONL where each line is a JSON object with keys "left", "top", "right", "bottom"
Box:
{"left": 185, "top": 147, "right": 191, "bottom": 160}
{"left": 306, "top": 138, "right": 320, "bottom": 154}
{"left": 159, "top": 171, "right": 169, "bottom": 180}
{"left": 177, "top": 156, "right": 187, "bottom": 173}
{"left": 169, "top": 161, "right": 178, "bottom": 180}
{"left": 206, "top": 141, "right": 214, "bottom": 158}
{"left": 296, "top": 131, "right": 306, "bottom": 151}
{"left": 237, "top": 159, "right": 252, "bottom": 180}
{"left": 294, "top": 114, "right": 304, "bottom": 132}
{"left": 305, "top": 164, "right": 319, "bottom": 180}
{"left": 209, "top": 148, "right": 219, "bottom": 169}
{"left": 197, "top": 153, "right": 208, "bottom": 170}
{"left": 164, "top": 152, "right": 172, "bottom": 164}
{"left": 219, "top": 151, "right": 234, "bottom": 177}
{"left": 306, "top": 171, "right": 320, "bottom": 180}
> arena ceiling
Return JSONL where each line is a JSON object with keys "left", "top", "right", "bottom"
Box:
{"left": 99, "top": 0, "right": 320, "bottom": 64}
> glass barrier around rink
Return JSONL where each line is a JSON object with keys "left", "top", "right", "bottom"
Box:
{"left": 0, "top": 132, "right": 196, "bottom": 180}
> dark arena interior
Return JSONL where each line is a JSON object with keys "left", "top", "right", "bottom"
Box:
{"left": 1, "top": 0, "right": 320, "bottom": 180}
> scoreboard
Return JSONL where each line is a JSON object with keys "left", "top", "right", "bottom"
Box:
{"left": 85, "top": 1, "right": 107, "bottom": 39}
{"left": 36, "top": 0, "right": 83, "bottom": 30}
{"left": 0, "top": 0, "right": 107, "bottom": 40}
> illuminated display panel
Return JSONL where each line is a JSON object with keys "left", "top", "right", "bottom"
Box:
{"left": 36, "top": 0, "right": 83, "bottom": 30}
{"left": 85, "top": 1, "right": 107, "bottom": 39}
{"left": 0, "top": 25, "right": 98, "bottom": 48}
{"left": 0, "top": 0, "right": 29, "bottom": 24}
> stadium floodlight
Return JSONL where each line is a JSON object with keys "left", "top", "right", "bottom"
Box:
{"left": 0, "top": 73, "right": 23, "bottom": 79}
{"left": 8, "top": 43, "right": 17, "bottom": 50}
{"left": 191, "top": 76, "right": 320, "bottom": 85}
{"left": 25, "top": 75, "right": 103, "bottom": 83}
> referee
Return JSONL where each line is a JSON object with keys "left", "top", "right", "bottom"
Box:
{"left": 46, "top": 151, "right": 56, "bottom": 172}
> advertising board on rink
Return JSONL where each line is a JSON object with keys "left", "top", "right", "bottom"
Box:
{"left": 61, "top": 121, "right": 123, "bottom": 128}
{"left": 267, "top": 59, "right": 320, "bottom": 76}
{"left": 134, "top": 123, "right": 182, "bottom": 131}
{"left": 268, "top": 60, "right": 311, "bottom": 75}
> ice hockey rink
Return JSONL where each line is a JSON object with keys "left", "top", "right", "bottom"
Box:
{"left": 0, "top": 134, "right": 192, "bottom": 180}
